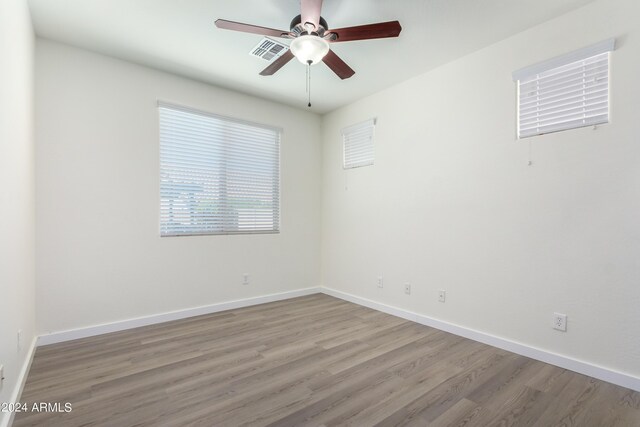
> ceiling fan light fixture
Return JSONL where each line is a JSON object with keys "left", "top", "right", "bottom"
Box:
{"left": 290, "top": 35, "right": 330, "bottom": 65}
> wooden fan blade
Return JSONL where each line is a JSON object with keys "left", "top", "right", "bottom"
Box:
{"left": 215, "top": 19, "right": 289, "bottom": 38}
{"left": 328, "top": 21, "right": 402, "bottom": 43}
{"left": 301, "top": 0, "right": 323, "bottom": 30}
{"left": 260, "top": 50, "right": 295, "bottom": 76}
{"left": 323, "top": 50, "right": 355, "bottom": 80}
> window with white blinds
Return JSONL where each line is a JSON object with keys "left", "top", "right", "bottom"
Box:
{"left": 342, "top": 119, "right": 375, "bottom": 169}
{"left": 159, "top": 103, "right": 280, "bottom": 236}
{"left": 513, "top": 39, "right": 615, "bottom": 138}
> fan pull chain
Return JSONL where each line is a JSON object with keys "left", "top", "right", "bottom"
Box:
{"left": 307, "top": 60, "right": 312, "bottom": 108}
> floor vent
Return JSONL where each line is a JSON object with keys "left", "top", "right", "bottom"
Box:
{"left": 249, "top": 38, "right": 289, "bottom": 61}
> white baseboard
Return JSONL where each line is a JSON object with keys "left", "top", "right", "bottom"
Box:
{"left": 38, "top": 287, "right": 321, "bottom": 346}
{"left": 1, "top": 336, "right": 38, "bottom": 427}
{"left": 321, "top": 287, "right": 640, "bottom": 392}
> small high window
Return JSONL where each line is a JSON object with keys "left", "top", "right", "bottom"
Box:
{"left": 342, "top": 119, "right": 376, "bottom": 169}
{"left": 513, "top": 39, "right": 615, "bottom": 138}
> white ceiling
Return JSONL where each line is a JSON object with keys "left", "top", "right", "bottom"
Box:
{"left": 28, "top": 0, "right": 597, "bottom": 114}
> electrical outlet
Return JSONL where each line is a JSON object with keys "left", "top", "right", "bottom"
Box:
{"left": 377, "top": 276, "right": 383, "bottom": 288}
{"left": 553, "top": 313, "right": 567, "bottom": 332}
{"left": 242, "top": 274, "right": 250, "bottom": 285}
{"left": 17, "top": 329, "right": 22, "bottom": 352}
{"left": 438, "top": 290, "right": 446, "bottom": 303}
{"left": 404, "top": 283, "right": 411, "bottom": 295}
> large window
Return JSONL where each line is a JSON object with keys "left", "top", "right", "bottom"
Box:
{"left": 159, "top": 103, "right": 280, "bottom": 236}
{"left": 513, "top": 39, "right": 615, "bottom": 138}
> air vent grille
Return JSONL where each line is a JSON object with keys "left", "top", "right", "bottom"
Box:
{"left": 250, "top": 38, "right": 289, "bottom": 62}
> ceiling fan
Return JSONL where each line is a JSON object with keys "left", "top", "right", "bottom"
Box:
{"left": 214, "top": 0, "right": 402, "bottom": 80}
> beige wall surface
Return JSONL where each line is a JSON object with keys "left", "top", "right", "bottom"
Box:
{"left": 0, "top": 0, "right": 36, "bottom": 420}
{"left": 321, "top": 0, "right": 640, "bottom": 378}
{"left": 35, "top": 40, "right": 322, "bottom": 334}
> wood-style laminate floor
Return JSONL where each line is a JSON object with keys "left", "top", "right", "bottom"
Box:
{"left": 14, "top": 294, "right": 640, "bottom": 426}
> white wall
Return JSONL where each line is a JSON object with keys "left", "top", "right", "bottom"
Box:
{"left": 35, "top": 40, "right": 322, "bottom": 334}
{"left": 0, "top": 0, "right": 36, "bottom": 420}
{"left": 321, "top": 0, "right": 640, "bottom": 378}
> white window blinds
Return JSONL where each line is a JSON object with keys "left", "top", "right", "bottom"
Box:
{"left": 513, "top": 39, "right": 615, "bottom": 138}
{"left": 342, "top": 119, "right": 375, "bottom": 169}
{"left": 159, "top": 102, "right": 280, "bottom": 236}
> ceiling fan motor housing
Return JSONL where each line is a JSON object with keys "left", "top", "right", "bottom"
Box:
{"left": 289, "top": 14, "right": 330, "bottom": 38}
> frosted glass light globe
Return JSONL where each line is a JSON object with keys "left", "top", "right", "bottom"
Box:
{"left": 290, "top": 35, "right": 330, "bottom": 65}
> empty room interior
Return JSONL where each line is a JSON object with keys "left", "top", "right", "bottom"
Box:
{"left": 2, "top": 0, "right": 640, "bottom": 425}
